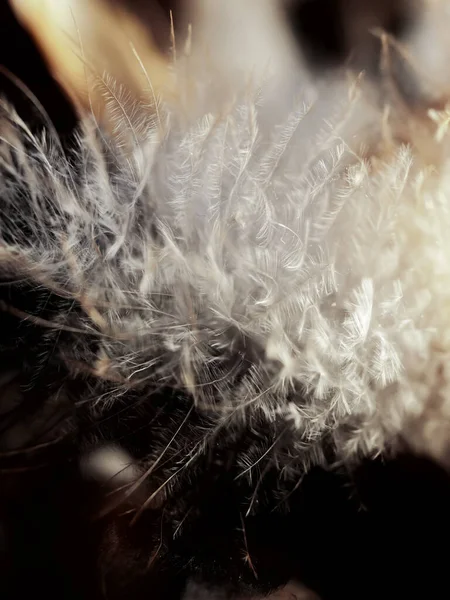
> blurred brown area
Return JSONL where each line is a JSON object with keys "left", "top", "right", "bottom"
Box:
{"left": 9, "top": 0, "right": 180, "bottom": 124}
{"left": 286, "top": 0, "right": 418, "bottom": 70}
{"left": 107, "top": 0, "right": 184, "bottom": 51}
{"left": 0, "top": 0, "right": 77, "bottom": 136}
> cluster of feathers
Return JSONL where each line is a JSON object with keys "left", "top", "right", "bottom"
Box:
{"left": 3, "top": 0, "right": 450, "bottom": 597}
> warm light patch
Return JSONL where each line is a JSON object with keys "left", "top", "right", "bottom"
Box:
{"left": 10, "top": 0, "right": 173, "bottom": 119}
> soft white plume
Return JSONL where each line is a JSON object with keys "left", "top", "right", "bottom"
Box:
{"left": 2, "top": 2, "right": 450, "bottom": 490}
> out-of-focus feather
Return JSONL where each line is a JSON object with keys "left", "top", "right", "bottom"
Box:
{"left": 3, "top": 0, "right": 450, "bottom": 543}
{"left": 10, "top": 0, "right": 172, "bottom": 120}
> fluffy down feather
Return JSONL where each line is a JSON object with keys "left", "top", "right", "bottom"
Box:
{"left": 2, "top": 21, "right": 450, "bottom": 527}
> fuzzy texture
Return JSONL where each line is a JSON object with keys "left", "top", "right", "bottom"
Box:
{"left": 1, "top": 63, "right": 450, "bottom": 477}
{"left": 3, "top": 4, "right": 450, "bottom": 595}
